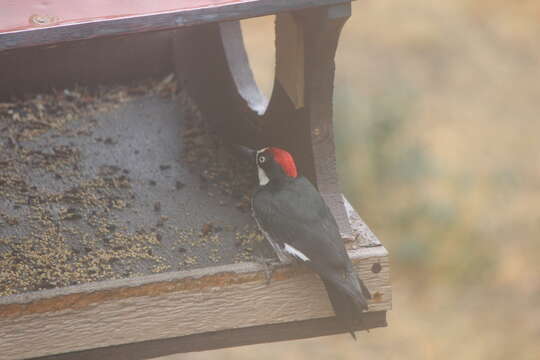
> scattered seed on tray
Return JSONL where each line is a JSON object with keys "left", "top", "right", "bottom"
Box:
{"left": 0, "top": 75, "right": 267, "bottom": 297}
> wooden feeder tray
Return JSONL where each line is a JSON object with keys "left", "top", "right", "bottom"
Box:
{"left": 0, "top": 1, "right": 391, "bottom": 359}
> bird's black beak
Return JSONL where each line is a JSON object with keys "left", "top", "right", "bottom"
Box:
{"left": 234, "top": 145, "right": 256, "bottom": 161}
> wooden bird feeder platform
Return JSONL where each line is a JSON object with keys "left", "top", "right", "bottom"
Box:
{"left": 0, "top": 1, "right": 391, "bottom": 359}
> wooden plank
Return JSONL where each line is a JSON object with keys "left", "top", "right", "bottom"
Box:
{"left": 0, "top": 0, "right": 351, "bottom": 51}
{"left": 0, "top": 248, "right": 390, "bottom": 359}
{"left": 0, "top": 200, "right": 390, "bottom": 360}
{"left": 34, "top": 312, "right": 387, "bottom": 360}
{"left": 2, "top": 0, "right": 257, "bottom": 32}
{"left": 343, "top": 195, "right": 381, "bottom": 246}
{"left": 298, "top": 4, "right": 351, "bottom": 195}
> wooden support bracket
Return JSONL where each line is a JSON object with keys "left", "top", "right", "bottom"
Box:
{"left": 263, "top": 4, "right": 353, "bottom": 237}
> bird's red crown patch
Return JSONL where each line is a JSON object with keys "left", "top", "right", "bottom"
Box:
{"left": 269, "top": 147, "right": 297, "bottom": 178}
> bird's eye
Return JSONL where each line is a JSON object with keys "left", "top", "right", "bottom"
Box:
{"left": 258, "top": 156, "right": 266, "bottom": 164}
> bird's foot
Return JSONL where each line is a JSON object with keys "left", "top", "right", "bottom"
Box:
{"left": 255, "top": 256, "right": 280, "bottom": 285}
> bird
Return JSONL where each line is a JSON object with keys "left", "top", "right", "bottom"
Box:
{"left": 237, "top": 145, "right": 372, "bottom": 339}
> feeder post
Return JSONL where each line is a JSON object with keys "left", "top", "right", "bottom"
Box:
{"left": 263, "top": 4, "right": 353, "bottom": 237}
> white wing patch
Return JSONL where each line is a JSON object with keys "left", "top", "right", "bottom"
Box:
{"left": 284, "top": 243, "right": 310, "bottom": 261}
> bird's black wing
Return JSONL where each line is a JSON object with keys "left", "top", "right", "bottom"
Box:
{"left": 253, "top": 176, "right": 370, "bottom": 313}
{"left": 253, "top": 177, "right": 371, "bottom": 337}
{"left": 252, "top": 176, "right": 349, "bottom": 273}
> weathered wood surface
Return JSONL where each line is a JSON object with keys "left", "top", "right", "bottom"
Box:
{"left": 0, "top": 249, "right": 390, "bottom": 360}
{"left": 0, "top": 252, "right": 390, "bottom": 359}
{"left": 0, "top": 0, "right": 351, "bottom": 51}
{"left": 343, "top": 195, "right": 381, "bottom": 246}
{"left": 0, "top": 202, "right": 390, "bottom": 360}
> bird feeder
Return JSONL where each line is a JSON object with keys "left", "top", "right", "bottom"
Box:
{"left": 0, "top": 1, "right": 391, "bottom": 359}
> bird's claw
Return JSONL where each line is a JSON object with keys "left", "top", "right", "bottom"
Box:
{"left": 255, "top": 256, "right": 279, "bottom": 285}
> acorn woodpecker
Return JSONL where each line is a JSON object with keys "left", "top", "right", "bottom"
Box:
{"left": 238, "top": 145, "right": 372, "bottom": 339}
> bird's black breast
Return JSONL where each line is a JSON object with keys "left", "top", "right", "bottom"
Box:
{"left": 252, "top": 176, "right": 350, "bottom": 272}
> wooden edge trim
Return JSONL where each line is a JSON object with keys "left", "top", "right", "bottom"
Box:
{"left": 0, "top": 250, "right": 389, "bottom": 359}
{"left": 33, "top": 311, "right": 387, "bottom": 360}
{"left": 0, "top": 246, "right": 387, "bottom": 318}
{"left": 0, "top": 0, "right": 351, "bottom": 52}
{"left": 342, "top": 195, "right": 382, "bottom": 246}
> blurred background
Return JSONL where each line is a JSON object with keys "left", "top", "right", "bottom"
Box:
{"left": 177, "top": 0, "right": 540, "bottom": 359}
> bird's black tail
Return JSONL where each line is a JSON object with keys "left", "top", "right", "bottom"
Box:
{"left": 322, "top": 273, "right": 371, "bottom": 339}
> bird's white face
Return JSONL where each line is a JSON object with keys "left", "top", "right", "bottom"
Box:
{"left": 256, "top": 148, "right": 270, "bottom": 186}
